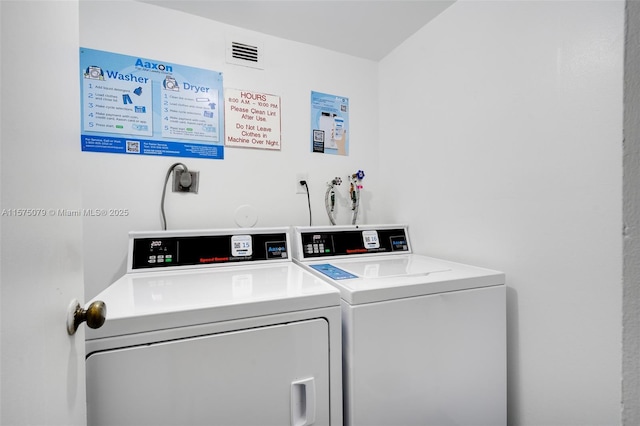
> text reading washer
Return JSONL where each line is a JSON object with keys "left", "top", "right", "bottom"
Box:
{"left": 292, "top": 224, "right": 506, "bottom": 426}
{"left": 85, "top": 227, "right": 342, "bottom": 426}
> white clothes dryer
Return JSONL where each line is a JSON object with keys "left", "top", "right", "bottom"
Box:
{"left": 292, "top": 224, "right": 506, "bottom": 426}
{"left": 85, "top": 227, "right": 342, "bottom": 426}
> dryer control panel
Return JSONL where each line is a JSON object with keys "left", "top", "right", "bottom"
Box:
{"left": 130, "top": 230, "right": 289, "bottom": 270}
{"left": 298, "top": 226, "right": 409, "bottom": 259}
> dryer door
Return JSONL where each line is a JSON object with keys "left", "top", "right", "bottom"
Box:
{"left": 87, "top": 318, "right": 330, "bottom": 426}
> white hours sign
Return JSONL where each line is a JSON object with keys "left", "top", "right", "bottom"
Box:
{"left": 225, "top": 88, "right": 281, "bottom": 150}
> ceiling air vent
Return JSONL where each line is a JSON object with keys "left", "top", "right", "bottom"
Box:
{"left": 226, "top": 38, "right": 264, "bottom": 70}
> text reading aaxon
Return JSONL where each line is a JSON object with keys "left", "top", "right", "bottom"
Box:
{"left": 135, "top": 58, "right": 173, "bottom": 72}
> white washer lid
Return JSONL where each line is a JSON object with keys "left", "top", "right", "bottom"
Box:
{"left": 297, "top": 254, "right": 505, "bottom": 305}
{"left": 86, "top": 263, "right": 340, "bottom": 340}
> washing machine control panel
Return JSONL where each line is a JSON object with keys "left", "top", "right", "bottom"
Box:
{"left": 299, "top": 227, "right": 409, "bottom": 259}
{"left": 131, "top": 232, "right": 288, "bottom": 270}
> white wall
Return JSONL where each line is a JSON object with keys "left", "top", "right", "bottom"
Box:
{"left": 379, "top": 1, "right": 623, "bottom": 425}
{"left": 80, "top": 0, "right": 381, "bottom": 299}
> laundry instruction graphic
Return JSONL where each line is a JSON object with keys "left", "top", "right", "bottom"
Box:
{"left": 310, "top": 91, "right": 349, "bottom": 156}
{"left": 80, "top": 48, "right": 225, "bottom": 159}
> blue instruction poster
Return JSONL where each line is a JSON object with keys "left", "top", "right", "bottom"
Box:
{"left": 310, "top": 91, "right": 349, "bottom": 156}
{"left": 80, "top": 48, "right": 224, "bottom": 159}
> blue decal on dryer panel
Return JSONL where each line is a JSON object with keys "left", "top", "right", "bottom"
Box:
{"left": 310, "top": 264, "right": 358, "bottom": 280}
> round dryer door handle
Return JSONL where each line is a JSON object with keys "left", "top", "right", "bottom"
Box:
{"left": 66, "top": 299, "right": 107, "bottom": 335}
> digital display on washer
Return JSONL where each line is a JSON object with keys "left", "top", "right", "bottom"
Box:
{"left": 300, "top": 228, "right": 409, "bottom": 258}
{"left": 131, "top": 233, "right": 288, "bottom": 269}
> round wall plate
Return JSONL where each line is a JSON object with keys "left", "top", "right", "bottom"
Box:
{"left": 234, "top": 204, "right": 258, "bottom": 228}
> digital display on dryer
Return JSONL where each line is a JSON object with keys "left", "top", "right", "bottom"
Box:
{"left": 143, "top": 239, "right": 177, "bottom": 266}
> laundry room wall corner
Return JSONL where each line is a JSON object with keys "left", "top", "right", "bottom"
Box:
{"left": 379, "top": 1, "right": 624, "bottom": 425}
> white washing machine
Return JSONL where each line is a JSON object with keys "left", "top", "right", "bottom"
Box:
{"left": 292, "top": 224, "right": 506, "bottom": 426}
{"left": 85, "top": 227, "right": 342, "bottom": 426}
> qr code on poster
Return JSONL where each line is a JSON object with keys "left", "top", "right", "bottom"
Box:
{"left": 126, "top": 140, "right": 141, "bottom": 153}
